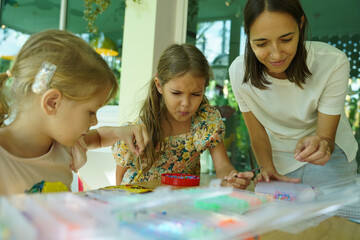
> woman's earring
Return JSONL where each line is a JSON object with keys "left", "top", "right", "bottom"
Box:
{"left": 300, "top": 15, "right": 305, "bottom": 28}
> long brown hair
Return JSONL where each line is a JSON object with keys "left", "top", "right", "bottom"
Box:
{"left": 243, "top": 0, "right": 311, "bottom": 89}
{"left": 0, "top": 29, "right": 118, "bottom": 126}
{"left": 139, "top": 43, "right": 211, "bottom": 172}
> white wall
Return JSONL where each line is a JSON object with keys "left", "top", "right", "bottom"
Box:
{"left": 78, "top": 106, "right": 119, "bottom": 189}
{"left": 119, "top": 0, "right": 188, "bottom": 122}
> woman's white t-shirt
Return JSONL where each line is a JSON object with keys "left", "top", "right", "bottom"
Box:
{"left": 229, "top": 41, "right": 357, "bottom": 174}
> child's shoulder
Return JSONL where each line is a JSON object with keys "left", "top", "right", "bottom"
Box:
{"left": 197, "top": 104, "right": 220, "bottom": 114}
{"left": 120, "top": 117, "right": 142, "bottom": 126}
{"left": 195, "top": 104, "right": 222, "bottom": 122}
{"left": 192, "top": 104, "right": 225, "bottom": 143}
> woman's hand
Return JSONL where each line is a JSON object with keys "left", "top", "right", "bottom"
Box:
{"left": 254, "top": 167, "right": 301, "bottom": 184}
{"left": 222, "top": 170, "right": 254, "bottom": 189}
{"left": 293, "top": 135, "right": 333, "bottom": 166}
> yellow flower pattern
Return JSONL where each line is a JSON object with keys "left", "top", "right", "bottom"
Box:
{"left": 112, "top": 104, "right": 225, "bottom": 184}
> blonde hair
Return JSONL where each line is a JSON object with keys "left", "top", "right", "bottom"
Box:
{"left": 0, "top": 72, "right": 9, "bottom": 126}
{"left": 0, "top": 29, "right": 118, "bottom": 125}
{"left": 139, "top": 43, "right": 210, "bottom": 172}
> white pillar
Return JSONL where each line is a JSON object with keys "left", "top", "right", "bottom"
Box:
{"left": 59, "top": 0, "right": 67, "bottom": 30}
{"left": 118, "top": 0, "right": 188, "bottom": 122}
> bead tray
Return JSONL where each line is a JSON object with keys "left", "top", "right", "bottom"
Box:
{"left": 161, "top": 173, "right": 200, "bottom": 186}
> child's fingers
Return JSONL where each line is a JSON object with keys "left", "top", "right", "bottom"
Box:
{"left": 132, "top": 124, "right": 149, "bottom": 154}
{"left": 235, "top": 171, "right": 254, "bottom": 179}
{"left": 227, "top": 177, "right": 251, "bottom": 189}
{"left": 133, "top": 133, "right": 144, "bottom": 153}
{"left": 126, "top": 137, "right": 139, "bottom": 155}
{"left": 141, "top": 125, "right": 150, "bottom": 147}
{"left": 254, "top": 173, "right": 265, "bottom": 184}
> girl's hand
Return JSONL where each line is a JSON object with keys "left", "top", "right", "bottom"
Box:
{"left": 293, "top": 136, "right": 333, "bottom": 166}
{"left": 222, "top": 170, "right": 254, "bottom": 189}
{"left": 119, "top": 123, "right": 149, "bottom": 156}
{"left": 254, "top": 167, "right": 301, "bottom": 184}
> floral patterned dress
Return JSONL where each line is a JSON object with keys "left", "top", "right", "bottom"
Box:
{"left": 112, "top": 104, "right": 225, "bottom": 184}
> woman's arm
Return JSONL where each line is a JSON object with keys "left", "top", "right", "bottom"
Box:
{"left": 294, "top": 112, "right": 340, "bottom": 165}
{"left": 243, "top": 111, "right": 300, "bottom": 183}
{"left": 293, "top": 50, "right": 348, "bottom": 166}
{"left": 242, "top": 111, "right": 273, "bottom": 170}
{"left": 210, "top": 141, "right": 253, "bottom": 189}
{"left": 116, "top": 165, "right": 129, "bottom": 185}
{"left": 84, "top": 124, "right": 149, "bottom": 155}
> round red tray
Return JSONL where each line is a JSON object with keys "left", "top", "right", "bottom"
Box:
{"left": 161, "top": 173, "right": 200, "bottom": 186}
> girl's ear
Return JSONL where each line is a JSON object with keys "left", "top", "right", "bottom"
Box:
{"left": 154, "top": 77, "right": 163, "bottom": 94}
{"left": 41, "top": 89, "right": 63, "bottom": 115}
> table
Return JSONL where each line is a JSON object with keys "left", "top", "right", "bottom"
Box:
{"left": 135, "top": 174, "right": 360, "bottom": 240}
{"left": 262, "top": 217, "right": 360, "bottom": 240}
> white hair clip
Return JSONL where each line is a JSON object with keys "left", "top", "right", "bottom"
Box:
{"left": 31, "top": 61, "right": 57, "bottom": 94}
{"left": 6, "top": 70, "right": 12, "bottom": 78}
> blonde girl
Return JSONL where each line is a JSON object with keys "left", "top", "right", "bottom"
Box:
{"left": 113, "top": 43, "right": 253, "bottom": 189}
{"left": 0, "top": 30, "right": 149, "bottom": 195}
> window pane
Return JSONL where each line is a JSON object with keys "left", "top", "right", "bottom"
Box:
{"left": 67, "top": 1, "right": 125, "bottom": 105}
{"left": 1, "top": 0, "right": 60, "bottom": 34}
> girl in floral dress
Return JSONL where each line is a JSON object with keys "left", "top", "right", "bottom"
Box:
{"left": 112, "top": 43, "right": 254, "bottom": 189}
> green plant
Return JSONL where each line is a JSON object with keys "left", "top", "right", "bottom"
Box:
{"left": 83, "top": 0, "right": 111, "bottom": 34}
{"left": 83, "top": 0, "right": 143, "bottom": 34}
{"left": 206, "top": 79, "right": 252, "bottom": 171}
{"left": 345, "top": 78, "right": 360, "bottom": 173}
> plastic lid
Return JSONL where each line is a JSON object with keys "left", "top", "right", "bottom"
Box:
{"left": 161, "top": 173, "right": 200, "bottom": 186}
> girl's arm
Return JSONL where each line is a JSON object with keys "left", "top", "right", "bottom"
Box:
{"left": 294, "top": 112, "right": 340, "bottom": 165}
{"left": 242, "top": 111, "right": 300, "bottom": 183}
{"left": 210, "top": 141, "right": 253, "bottom": 189}
{"left": 116, "top": 165, "right": 129, "bottom": 185}
{"left": 84, "top": 124, "right": 149, "bottom": 155}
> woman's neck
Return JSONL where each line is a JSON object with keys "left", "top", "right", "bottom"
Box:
{"left": 267, "top": 70, "right": 288, "bottom": 79}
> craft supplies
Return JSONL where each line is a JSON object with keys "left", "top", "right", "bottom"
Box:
{"left": 249, "top": 166, "right": 263, "bottom": 172}
{"left": 132, "top": 155, "right": 143, "bottom": 183}
{"left": 193, "top": 190, "right": 268, "bottom": 214}
{"left": 161, "top": 173, "right": 200, "bottom": 186}
{"left": 0, "top": 198, "right": 37, "bottom": 240}
{"left": 316, "top": 174, "right": 360, "bottom": 220}
{"left": 1, "top": 177, "right": 360, "bottom": 239}
{"left": 254, "top": 181, "right": 316, "bottom": 201}
{"left": 100, "top": 184, "right": 153, "bottom": 194}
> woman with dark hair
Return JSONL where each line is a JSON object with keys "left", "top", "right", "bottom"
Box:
{"left": 229, "top": 0, "right": 357, "bottom": 186}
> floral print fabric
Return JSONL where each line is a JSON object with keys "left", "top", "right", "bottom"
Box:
{"left": 112, "top": 104, "right": 225, "bottom": 184}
